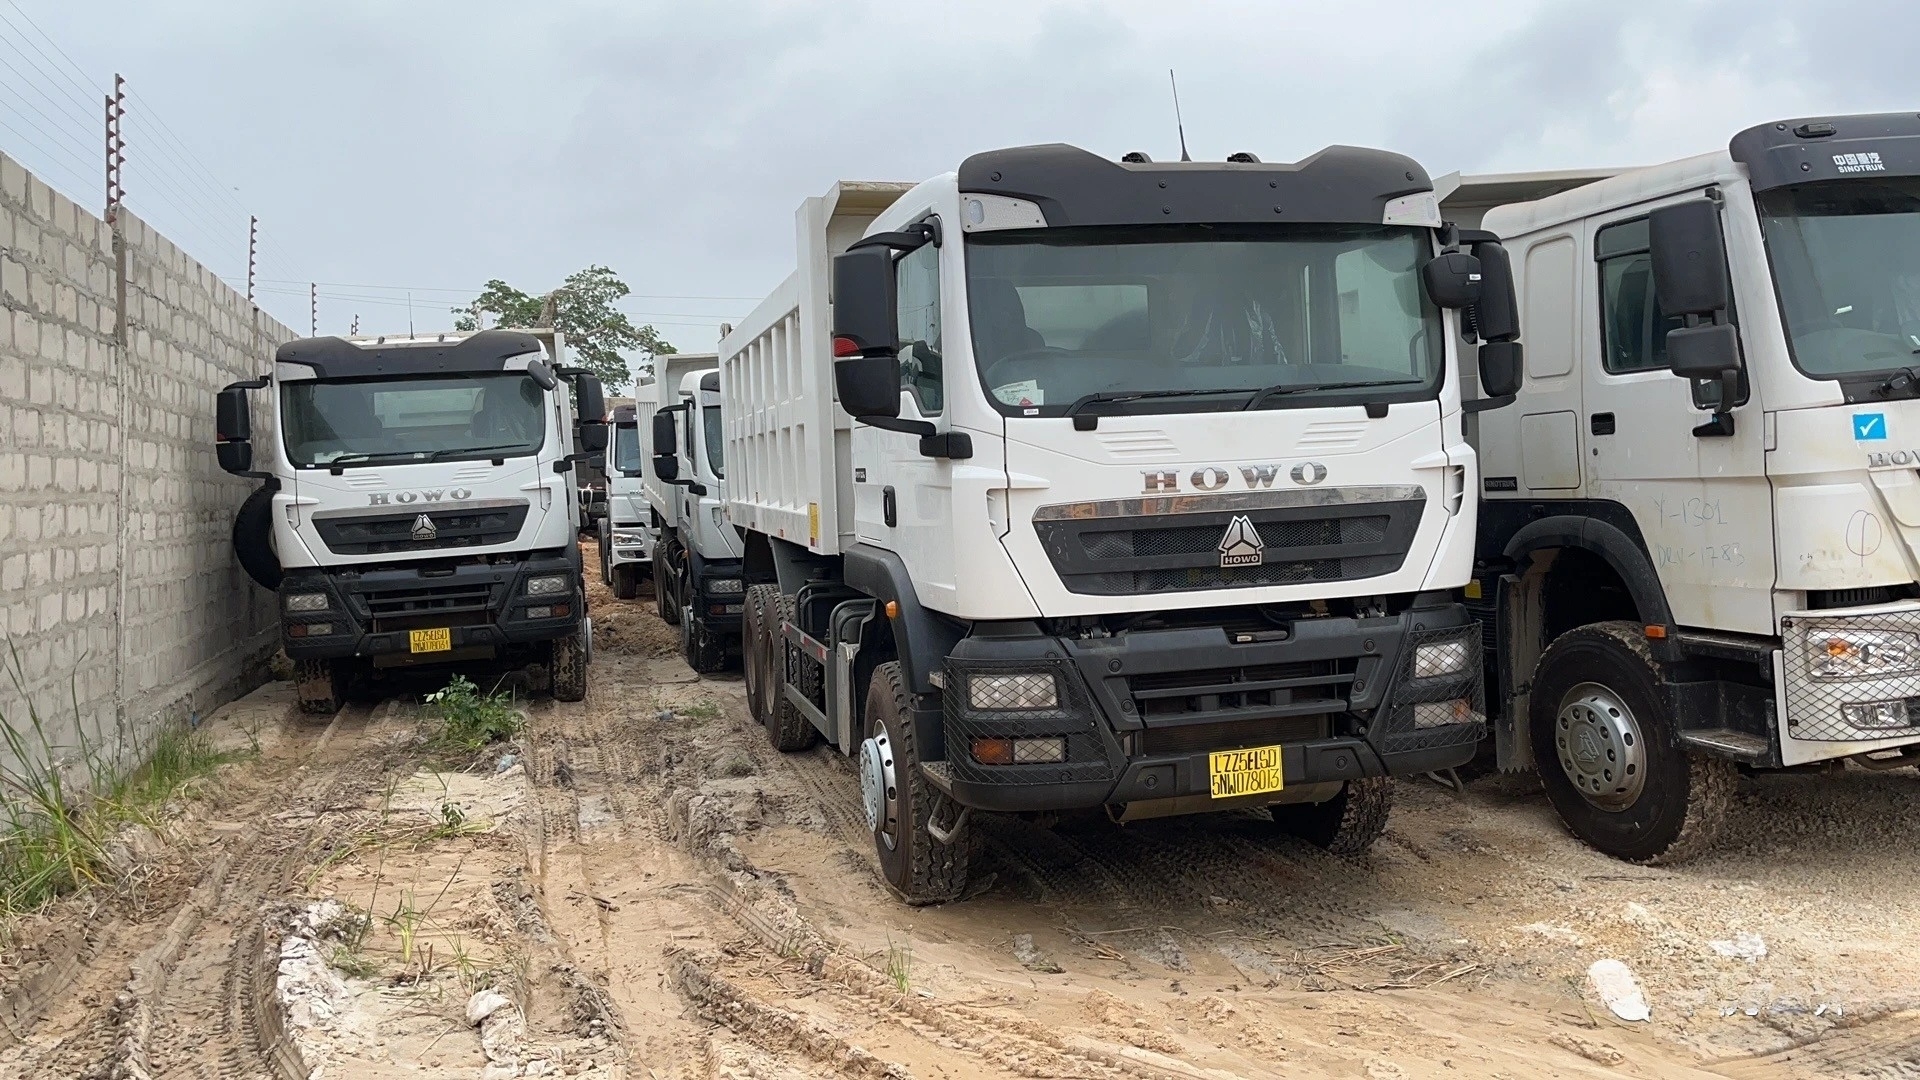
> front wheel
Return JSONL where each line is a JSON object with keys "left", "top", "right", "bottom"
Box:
{"left": 611, "top": 563, "right": 639, "bottom": 600}
{"left": 1529, "top": 621, "right": 1735, "bottom": 864}
{"left": 655, "top": 548, "right": 682, "bottom": 625}
{"left": 294, "top": 657, "right": 345, "bottom": 716}
{"left": 682, "top": 608, "right": 729, "bottom": 674}
{"left": 1267, "top": 777, "right": 1391, "bottom": 856}
{"left": 862, "top": 662, "right": 967, "bottom": 904}
{"left": 551, "top": 629, "right": 588, "bottom": 702}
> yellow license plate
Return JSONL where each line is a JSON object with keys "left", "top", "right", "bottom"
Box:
{"left": 409, "top": 627, "right": 452, "bottom": 654}
{"left": 1208, "top": 745, "right": 1284, "bottom": 799}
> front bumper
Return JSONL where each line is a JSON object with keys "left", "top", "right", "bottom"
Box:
{"left": 607, "top": 526, "right": 654, "bottom": 568}
{"left": 688, "top": 564, "right": 747, "bottom": 629}
{"left": 933, "top": 601, "right": 1485, "bottom": 813}
{"left": 277, "top": 554, "right": 584, "bottom": 660}
{"left": 1777, "top": 603, "right": 1920, "bottom": 764}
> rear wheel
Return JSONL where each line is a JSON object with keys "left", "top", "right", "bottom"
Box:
{"left": 1529, "top": 621, "right": 1735, "bottom": 864}
{"left": 744, "top": 586, "right": 778, "bottom": 723}
{"left": 294, "top": 657, "right": 345, "bottom": 716}
{"left": 655, "top": 545, "right": 682, "bottom": 625}
{"left": 551, "top": 629, "right": 588, "bottom": 701}
{"left": 682, "top": 607, "right": 729, "bottom": 674}
{"left": 862, "top": 662, "right": 967, "bottom": 904}
{"left": 762, "top": 591, "right": 816, "bottom": 751}
{"left": 1268, "top": 777, "right": 1391, "bottom": 856}
{"left": 611, "top": 562, "right": 639, "bottom": 600}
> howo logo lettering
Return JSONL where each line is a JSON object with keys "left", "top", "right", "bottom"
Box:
{"left": 367, "top": 488, "right": 473, "bottom": 506}
{"left": 1141, "top": 463, "right": 1327, "bottom": 494}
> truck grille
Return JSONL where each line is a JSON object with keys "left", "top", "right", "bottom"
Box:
{"left": 353, "top": 581, "right": 497, "bottom": 632}
{"left": 1140, "top": 715, "right": 1328, "bottom": 756}
{"left": 314, "top": 501, "right": 529, "bottom": 556}
{"left": 1033, "top": 487, "right": 1423, "bottom": 596}
{"left": 1127, "top": 658, "right": 1355, "bottom": 727}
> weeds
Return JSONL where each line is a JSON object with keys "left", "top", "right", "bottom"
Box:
{"left": 886, "top": 932, "right": 913, "bottom": 996}
{"left": 424, "top": 676, "right": 523, "bottom": 751}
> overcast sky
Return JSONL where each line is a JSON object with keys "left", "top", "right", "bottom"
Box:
{"left": 9, "top": 0, "right": 1919, "bottom": 375}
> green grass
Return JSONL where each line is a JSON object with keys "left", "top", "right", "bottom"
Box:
{"left": 0, "top": 647, "right": 247, "bottom": 917}
{"left": 424, "top": 675, "right": 523, "bottom": 751}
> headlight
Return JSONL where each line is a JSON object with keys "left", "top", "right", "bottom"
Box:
{"left": 526, "top": 574, "right": 572, "bottom": 596}
{"left": 1413, "top": 639, "right": 1472, "bottom": 679}
{"left": 1412, "top": 699, "right": 1478, "bottom": 728}
{"left": 611, "top": 531, "right": 647, "bottom": 544}
{"left": 1810, "top": 629, "right": 1920, "bottom": 679}
{"left": 706, "top": 578, "right": 744, "bottom": 595}
{"left": 285, "top": 592, "right": 330, "bottom": 612}
{"left": 967, "top": 673, "right": 1058, "bottom": 710}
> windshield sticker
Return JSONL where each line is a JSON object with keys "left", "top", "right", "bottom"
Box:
{"left": 993, "top": 380, "right": 1044, "bottom": 407}
{"left": 1855, "top": 413, "right": 1888, "bottom": 440}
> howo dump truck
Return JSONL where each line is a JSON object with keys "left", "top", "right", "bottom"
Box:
{"left": 217, "top": 329, "right": 607, "bottom": 713}
{"left": 720, "top": 145, "right": 1526, "bottom": 902}
{"left": 1441, "top": 112, "right": 1920, "bottom": 863}
{"left": 599, "top": 403, "right": 652, "bottom": 599}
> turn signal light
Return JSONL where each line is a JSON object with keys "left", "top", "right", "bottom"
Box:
{"left": 971, "top": 738, "right": 1015, "bottom": 765}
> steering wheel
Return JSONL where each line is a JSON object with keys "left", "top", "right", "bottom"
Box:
{"left": 983, "top": 346, "right": 1072, "bottom": 389}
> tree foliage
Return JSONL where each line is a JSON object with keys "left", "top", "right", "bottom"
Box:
{"left": 453, "top": 265, "right": 674, "bottom": 391}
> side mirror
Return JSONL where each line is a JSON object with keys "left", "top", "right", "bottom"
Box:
{"left": 832, "top": 246, "right": 902, "bottom": 419}
{"left": 577, "top": 421, "right": 608, "bottom": 453}
{"left": 1468, "top": 242, "right": 1519, "bottom": 341}
{"left": 1668, "top": 323, "right": 1741, "bottom": 379}
{"left": 215, "top": 385, "right": 253, "bottom": 475}
{"left": 1421, "top": 251, "right": 1483, "bottom": 309}
{"left": 574, "top": 374, "right": 606, "bottom": 424}
{"left": 1649, "top": 199, "right": 1730, "bottom": 316}
{"left": 651, "top": 409, "right": 680, "bottom": 481}
{"left": 1477, "top": 340, "right": 1523, "bottom": 398}
{"left": 652, "top": 453, "right": 679, "bottom": 482}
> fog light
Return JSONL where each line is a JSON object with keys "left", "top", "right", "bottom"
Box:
{"left": 1843, "top": 699, "right": 1911, "bottom": 730}
{"left": 285, "top": 592, "right": 329, "bottom": 612}
{"left": 1012, "top": 737, "right": 1068, "bottom": 764}
{"left": 1413, "top": 699, "right": 1476, "bottom": 729}
{"left": 526, "top": 605, "right": 552, "bottom": 620}
{"left": 710, "top": 603, "right": 744, "bottom": 616}
{"left": 1414, "top": 639, "right": 1471, "bottom": 679}
{"left": 526, "top": 574, "right": 571, "bottom": 596}
{"left": 707, "top": 578, "right": 744, "bottom": 595}
{"left": 968, "top": 673, "right": 1058, "bottom": 710}
{"left": 288, "top": 622, "right": 332, "bottom": 638}
{"left": 552, "top": 604, "right": 569, "bottom": 618}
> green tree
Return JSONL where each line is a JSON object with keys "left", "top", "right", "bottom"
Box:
{"left": 453, "top": 265, "right": 675, "bottom": 391}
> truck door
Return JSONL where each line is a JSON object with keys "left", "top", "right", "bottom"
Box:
{"left": 1580, "top": 201, "right": 1774, "bottom": 634}
{"left": 852, "top": 212, "right": 958, "bottom": 597}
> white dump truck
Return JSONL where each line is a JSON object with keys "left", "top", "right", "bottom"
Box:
{"left": 721, "top": 145, "right": 1525, "bottom": 902}
{"left": 1442, "top": 112, "right": 1920, "bottom": 863}
{"left": 216, "top": 329, "right": 607, "bottom": 712}
{"left": 639, "top": 353, "right": 743, "bottom": 672}
{"left": 599, "top": 402, "right": 652, "bottom": 599}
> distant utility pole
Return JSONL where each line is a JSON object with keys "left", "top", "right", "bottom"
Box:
{"left": 102, "top": 74, "right": 124, "bottom": 222}
{"left": 350, "top": 314, "right": 359, "bottom": 335}
{"left": 246, "top": 216, "right": 258, "bottom": 304}
{"left": 310, "top": 283, "right": 317, "bottom": 335}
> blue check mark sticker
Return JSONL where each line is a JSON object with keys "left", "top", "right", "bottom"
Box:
{"left": 1855, "top": 413, "right": 1888, "bottom": 441}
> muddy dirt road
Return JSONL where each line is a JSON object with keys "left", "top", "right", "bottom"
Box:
{"left": 6, "top": 561, "right": 1920, "bottom": 1078}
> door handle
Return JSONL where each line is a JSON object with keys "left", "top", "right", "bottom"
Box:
{"left": 1590, "top": 412, "right": 1616, "bottom": 436}
{"left": 883, "top": 486, "right": 897, "bottom": 528}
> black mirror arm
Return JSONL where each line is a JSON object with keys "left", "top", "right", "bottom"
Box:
{"left": 1462, "top": 394, "right": 1517, "bottom": 414}
{"left": 859, "top": 415, "right": 936, "bottom": 437}
{"left": 1694, "top": 368, "right": 1740, "bottom": 438}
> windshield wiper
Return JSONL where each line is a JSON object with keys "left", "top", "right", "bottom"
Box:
{"left": 429, "top": 443, "right": 528, "bottom": 462}
{"left": 1063, "top": 387, "right": 1262, "bottom": 417}
{"left": 1243, "top": 379, "right": 1424, "bottom": 411}
{"left": 324, "top": 450, "right": 423, "bottom": 469}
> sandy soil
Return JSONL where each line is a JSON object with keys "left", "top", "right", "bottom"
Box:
{"left": 5, "top": 550, "right": 1920, "bottom": 1078}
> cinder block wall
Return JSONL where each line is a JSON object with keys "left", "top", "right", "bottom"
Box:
{"left": 0, "top": 151, "right": 291, "bottom": 783}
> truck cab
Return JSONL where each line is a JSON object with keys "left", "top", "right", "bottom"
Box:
{"left": 648, "top": 365, "right": 745, "bottom": 672}
{"left": 1452, "top": 113, "right": 1920, "bottom": 862}
{"left": 598, "top": 403, "right": 653, "bottom": 599}
{"left": 215, "top": 329, "right": 606, "bottom": 712}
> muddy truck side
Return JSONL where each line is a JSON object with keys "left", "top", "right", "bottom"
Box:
{"left": 216, "top": 329, "right": 608, "bottom": 712}
{"left": 1439, "top": 112, "right": 1920, "bottom": 864}
{"left": 719, "top": 146, "right": 1527, "bottom": 903}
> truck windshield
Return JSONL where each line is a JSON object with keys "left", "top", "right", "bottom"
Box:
{"left": 964, "top": 223, "right": 1441, "bottom": 415}
{"left": 612, "top": 423, "right": 641, "bottom": 474}
{"left": 282, "top": 373, "right": 546, "bottom": 467}
{"left": 702, "top": 405, "right": 725, "bottom": 477}
{"left": 1759, "top": 178, "right": 1920, "bottom": 377}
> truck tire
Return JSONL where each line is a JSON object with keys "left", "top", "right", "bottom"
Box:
{"left": 598, "top": 520, "right": 612, "bottom": 586}
{"left": 757, "top": 589, "right": 816, "bottom": 751}
{"left": 681, "top": 608, "right": 728, "bottom": 675}
{"left": 551, "top": 629, "right": 589, "bottom": 702}
{"left": 1267, "top": 777, "right": 1391, "bottom": 856}
{"left": 294, "top": 657, "right": 344, "bottom": 716}
{"left": 1529, "top": 620, "right": 1736, "bottom": 865}
{"left": 611, "top": 563, "right": 639, "bottom": 600}
{"left": 744, "top": 586, "right": 778, "bottom": 723}
{"left": 862, "top": 661, "right": 967, "bottom": 905}
{"left": 232, "top": 487, "right": 283, "bottom": 591}
{"left": 655, "top": 545, "right": 681, "bottom": 625}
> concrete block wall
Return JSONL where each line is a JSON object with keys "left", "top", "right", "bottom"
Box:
{"left": 0, "top": 150, "right": 292, "bottom": 782}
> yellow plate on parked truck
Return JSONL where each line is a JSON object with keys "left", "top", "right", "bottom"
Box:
{"left": 409, "top": 627, "right": 452, "bottom": 653}
{"left": 1208, "top": 745, "right": 1283, "bottom": 798}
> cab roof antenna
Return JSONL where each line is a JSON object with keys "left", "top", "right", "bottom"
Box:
{"left": 1169, "top": 69, "right": 1191, "bottom": 162}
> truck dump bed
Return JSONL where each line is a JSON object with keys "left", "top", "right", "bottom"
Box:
{"left": 720, "top": 181, "right": 914, "bottom": 556}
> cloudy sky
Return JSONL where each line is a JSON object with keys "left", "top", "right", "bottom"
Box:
{"left": 7, "top": 0, "right": 1917, "bottom": 376}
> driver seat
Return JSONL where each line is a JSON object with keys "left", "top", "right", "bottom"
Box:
{"left": 971, "top": 278, "right": 1045, "bottom": 363}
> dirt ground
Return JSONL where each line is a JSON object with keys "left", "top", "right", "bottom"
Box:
{"left": 5, "top": 547, "right": 1920, "bottom": 1079}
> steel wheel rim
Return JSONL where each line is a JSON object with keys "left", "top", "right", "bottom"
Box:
{"left": 1554, "top": 681, "right": 1648, "bottom": 811}
{"left": 859, "top": 728, "right": 900, "bottom": 850}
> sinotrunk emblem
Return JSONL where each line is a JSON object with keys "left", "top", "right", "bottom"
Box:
{"left": 1219, "top": 515, "right": 1265, "bottom": 568}
{"left": 411, "top": 514, "right": 438, "bottom": 541}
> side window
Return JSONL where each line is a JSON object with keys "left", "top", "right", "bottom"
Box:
{"left": 895, "top": 236, "right": 943, "bottom": 415}
{"left": 1597, "top": 215, "right": 1747, "bottom": 407}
